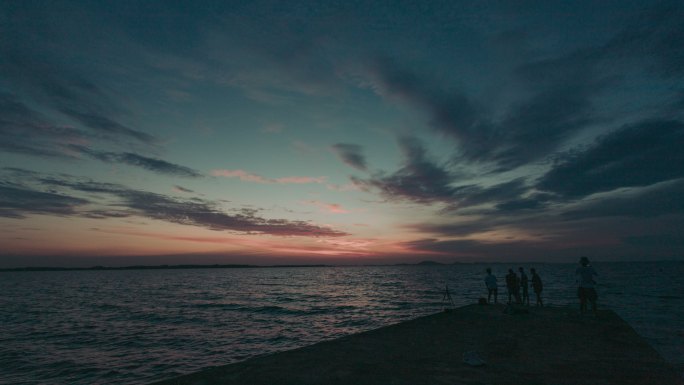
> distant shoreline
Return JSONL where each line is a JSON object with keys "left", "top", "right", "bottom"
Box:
{"left": 0, "top": 260, "right": 448, "bottom": 272}
{"left": 0, "top": 264, "right": 329, "bottom": 272}
{"left": 0, "top": 262, "right": 443, "bottom": 272}
{"left": 1, "top": 259, "right": 681, "bottom": 272}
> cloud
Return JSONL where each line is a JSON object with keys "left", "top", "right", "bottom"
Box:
{"left": 57, "top": 107, "right": 156, "bottom": 144}
{"left": 352, "top": 136, "right": 457, "bottom": 204}
{"left": 367, "top": 59, "right": 484, "bottom": 153}
{"left": 317, "top": 238, "right": 373, "bottom": 249}
{"left": 352, "top": 136, "right": 530, "bottom": 209}
{"left": 114, "top": 190, "right": 346, "bottom": 237}
{"left": 0, "top": 51, "right": 157, "bottom": 145}
{"left": 0, "top": 183, "right": 89, "bottom": 218}
{"left": 537, "top": 119, "right": 684, "bottom": 198}
{"left": 305, "top": 200, "right": 349, "bottom": 214}
{"left": 561, "top": 179, "right": 684, "bottom": 220}
{"left": 0, "top": 93, "right": 91, "bottom": 158}
{"left": 211, "top": 169, "right": 269, "bottom": 183}
{"left": 2, "top": 169, "right": 347, "bottom": 237}
{"left": 212, "top": 169, "right": 326, "bottom": 184}
{"left": 366, "top": 56, "right": 603, "bottom": 171}
{"left": 408, "top": 221, "right": 499, "bottom": 238}
{"left": 326, "top": 182, "right": 360, "bottom": 192}
{"left": 173, "top": 185, "right": 194, "bottom": 193}
{"left": 602, "top": 2, "right": 684, "bottom": 78}
{"left": 80, "top": 210, "right": 131, "bottom": 219}
{"left": 397, "top": 236, "right": 592, "bottom": 261}
{"left": 400, "top": 238, "right": 488, "bottom": 255}
{"left": 331, "top": 143, "right": 368, "bottom": 171}
{"left": 132, "top": 4, "right": 350, "bottom": 103}
{"left": 0, "top": 95, "right": 196, "bottom": 179}
{"left": 73, "top": 146, "right": 203, "bottom": 178}
{"left": 495, "top": 193, "right": 553, "bottom": 212}
{"left": 402, "top": 176, "right": 684, "bottom": 261}
{"left": 364, "top": 3, "right": 684, "bottom": 173}
{"left": 276, "top": 176, "right": 326, "bottom": 184}
{"left": 450, "top": 178, "right": 529, "bottom": 210}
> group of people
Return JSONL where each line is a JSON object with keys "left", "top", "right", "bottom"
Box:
{"left": 484, "top": 267, "right": 543, "bottom": 306}
{"left": 483, "top": 257, "right": 599, "bottom": 314}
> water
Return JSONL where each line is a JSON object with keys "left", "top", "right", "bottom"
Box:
{"left": 1, "top": 262, "right": 682, "bottom": 384}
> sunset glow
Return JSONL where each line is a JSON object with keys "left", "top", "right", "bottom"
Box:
{"left": 2, "top": 1, "right": 684, "bottom": 267}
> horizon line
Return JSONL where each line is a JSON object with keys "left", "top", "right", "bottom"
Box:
{"left": 2, "top": 259, "right": 682, "bottom": 272}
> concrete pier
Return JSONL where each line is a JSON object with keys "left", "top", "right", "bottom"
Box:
{"left": 153, "top": 304, "right": 681, "bottom": 385}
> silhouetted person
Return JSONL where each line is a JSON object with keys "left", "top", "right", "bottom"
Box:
{"left": 531, "top": 268, "right": 543, "bottom": 307}
{"left": 484, "top": 268, "right": 498, "bottom": 304}
{"left": 506, "top": 269, "right": 521, "bottom": 304}
{"left": 519, "top": 267, "right": 529, "bottom": 306}
{"left": 576, "top": 257, "right": 598, "bottom": 315}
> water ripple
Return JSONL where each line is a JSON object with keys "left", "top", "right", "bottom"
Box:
{"left": 1, "top": 263, "right": 683, "bottom": 384}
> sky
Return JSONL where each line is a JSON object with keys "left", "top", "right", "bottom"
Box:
{"left": 1, "top": 1, "right": 684, "bottom": 267}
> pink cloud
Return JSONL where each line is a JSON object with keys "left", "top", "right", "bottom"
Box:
{"left": 317, "top": 238, "right": 374, "bottom": 249}
{"left": 305, "top": 200, "right": 349, "bottom": 214}
{"left": 212, "top": 169, "right": 326, "bottom": 184}
{"left": 326, "top": 182, "right": 360, "bottom": 191}
{"left": 211, "top": 169, "right": 270, "bottom": 183}
{"left": 98, "top": 228, "right": 371, "bottom": 257}
{"left": 276, "top": 176, "right": 326, "bottom": 184}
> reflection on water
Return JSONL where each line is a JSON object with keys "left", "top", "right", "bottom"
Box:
{"left": 0, "top": 262, "right": 682, "bottom": 384}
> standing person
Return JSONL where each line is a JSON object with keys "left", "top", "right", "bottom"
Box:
{"left": 576, "top": 257, "right": 598, "bottom": 315}
{"left": 531, "top": 268, "right": 543, "bottom": 307}
{"left": 484, "top": 268, "right": 498, "bottom": 304}
{"left": 519, "top": 267, "right": 529, "bottom": 306}
{"left": 505, "top": 269, "right": 521, "bottom": 304}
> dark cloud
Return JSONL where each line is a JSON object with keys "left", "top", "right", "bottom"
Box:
{"left": 368, "top": 3, "right": 684, "bottom": 172}
{"left": 353, "top": 137, "right": 532, "bottom": 208}
{"left": 602, "top": 2, "right": 684, "bottom": 78}
{"left": 451, "top": 179, "right": 529, "bottom": 209}
{"left": 352, "top": 136, "right": 457, "bottom": 204}
{"left": 119, "top": 157, "right": 193, "bottom": 178}
{"left": 73, "top": 146, "right": 203, "bottom": 178}
{"left": 401, "top": 238, "right": 485, "bottom": 255}
{"left": 498, "top": 1, "right": 684, "bottom": 167}
{"left": 0, "top": 93, "right": 89, "bottom": 158}
{"left": 0, "top": 95, "right": 198, "bottom": 177}
{"left": 538, "top": 119, "right": 684, "bottom": 198}
{"left": 80, "top": 210, "right": 131, "bottom": 219}
{"left": 2, "top": 169, "right": 347, "bottom": 237}
{"left": 0, "top": 40, "right": 157, "bottom": 145}
{"left": 369, "top": 56, "right": 605, "bottom": 171}
{"left": 562, "top": 179, "right": 684, "bottom": 220}
{"left": 331, "top": 143, "right": 367, "bottom": 171}
{"left": 0, "top": 95, "right": 197, "bottom": 177}
{"left": 495, "top": 195, "right": 550, "bottom": 212}
{"left": 57, "top": 107, "right": 156, "bottom": 144}
{"left": 117, "top": 190, "right": 347, "bottom": 237}
{"left": 173, "top": 185, "right": 194, "bottom": 193}
{"left": 495, "top": 83, "right": 601, "bottom": 169}
{"left": 494, "top": 43, "right": 610, "bottom": 169}
{"left": 408, "top": 222, "right": 498, "bottom": 238}
{"left": 0, "top": 183, "right": 89, "bottom": 218}
{"left": 369, "top": 59, "right": 484, "bottom": 151}
{"left": 36, "top": 177, "right": 127, "bottom": 195}
{"left": 398, "top": 237, "right": 561, "bottom": 261}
